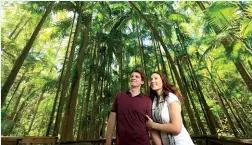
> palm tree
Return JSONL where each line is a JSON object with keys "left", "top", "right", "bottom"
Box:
{"left": 1, "top": 2, "right": 55, "bottom": 106}
{"left": 196, "top": 1, "right": 252, "bottom": 91}
{"left": 61, "top": 5, "right": 92, "bottom": 141}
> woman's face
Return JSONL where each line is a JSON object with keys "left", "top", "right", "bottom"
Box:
{"left": 150, "top": 73, "right": 163, "bottom": 93}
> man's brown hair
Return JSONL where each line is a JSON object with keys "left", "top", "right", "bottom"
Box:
{"left": 131, "top": 69, "right": 146, "bottom": 83}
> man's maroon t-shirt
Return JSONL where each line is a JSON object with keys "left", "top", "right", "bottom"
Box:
{"left": 111, "top": 91, "right": 152, "bottom": 145}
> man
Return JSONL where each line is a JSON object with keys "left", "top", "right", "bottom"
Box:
{"left": 106, "top": 69, "right": 152, "bottom": 145}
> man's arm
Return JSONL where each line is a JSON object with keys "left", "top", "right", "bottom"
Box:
{"left": 106, "top": 112, "right": 116, "bottom": 145}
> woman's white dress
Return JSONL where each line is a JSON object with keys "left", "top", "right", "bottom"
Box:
{"left": 152, "top": 92, "right": 194, "bottom": 145}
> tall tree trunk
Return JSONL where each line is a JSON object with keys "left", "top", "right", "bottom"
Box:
{"left": 181, "top": 110, "right": 187, "bottom": 129}
{"left": 135, "top": 18, "right": 148, "bottom": 93}
{"left": 10, "top": 85, "right": 34, "bottom": 121}
{"left": 223, "top": 96, "right": 247, "bottom": 135}
{"left": 1, "top": 2, "right": 54, "bottom": 106}
{"left": 26, "top": 89, "right": 45, "bottom": 135}
{"left": 186, "top": 61, "right": 215, "bottom": 135}
{"left": 6, "top": 103, "right": 25, "bottom": 135}
{"left": 167, "top": 57, "right": 176, "bottom": 84}
{"left": 186, "top": 57, "right": 217, "bottom": 135}
{"left": 233, "top": 61, "right": 252, "bottom": 91}
{"left": 41, "top": 102, "right": 50, "bottom": 136}
{"left": 53, "top": 10, "right": 81, "bottom": 137}
{"left": 77, "top": 72, "right": 87, "bottom": 140}
{"left": 46, "top": 73, "right": 63, "bottom": 136}
{"left": 151, "top": 33, "right": 160, "bottom": 72}
{"left": 139, "top": 20, "right": 149, "bottom": 93}
{"left": 187, "top": 82, "right": 207, "bottom": 135}
{"left": 95, "top": 74, "right": 105, "bottom": 139}
{"left": 214, "top": 88, "right": 239, "bottom": 137}
{"left": 204, "top": 57, "right": 244, "bottom": 136}
{"left": 83, "top": 44, "right": 96, "bottom": 139}
{"left": 120, "top": 30, "right": 123, "bottom": 91}
{"left": 61, "top": 12, "right": 91, "bottom": 142}
{"left": 102, "top": 81, "right": 109, "bottom": 138}
{"left": 98, "top": 59, "right": 107, "bottom": 138}
{"left": 233, "top": 98, "right": 252, "bottom": 123}
{"left": 8, "top": 15, "right": 25, "bottom": 39}
{"left": 3, "top": 70, "right": 26, "bottom": 110}
{"left": 176, "top": 59, "right": 201, "bottom": 135}
{"left": 205, "top": 63, "right": 239, "bottom": 136}
{"left": 248, "top": 61, "right": 252, "bottom": 71}
{"left": 159, "top": 30, "right": 175, "bottom": 83}
{"left": 9, "top": 86, "right": 26, "bottom": 120}
{"left": 135, "top": 18, "right": 144, "bottom": 69}
{"left": 89, "top": 70, "right": 98, "bottom": 139}
{"left": 13, "top": 18, "right": 31, "bottom": 40}
{"left": 157, "top": 42, "right": 168, "bottom": 77}
{"left": 46, "top": 11, "right": 76, "bottom": 137}
{"left": 102, "top": 114, "right": 107, "bottom": 138}
{"left": 5, "top": 86, "right": 34, "bottom": 135}
{"left": 89, "top": 40, "right": 101, "bottom": 140}
{"left": 230, "top": 99, "right": 251, "bottom": 134}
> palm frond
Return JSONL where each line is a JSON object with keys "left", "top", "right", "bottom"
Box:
{"left": 243, "top": 2, "right": 252, "bottom": 18}
{"left": 206, "top": 2, "right": 241, "bottom": 33}
{"left": 53, "top": 1, "right": 76, "bottom": 12}
{"left": 160, "top": 21, "right": 173, "bottom": 37}
{"left": 241, "top": 19, "right": 252, "bottom": 39}
{"left": 110, "top": 13, "right": 130, "bottom": 34}
{"left": 167, "top": 13, "right": 190, "bottom": 23}
{"left": 202, "top": 31, "right": 231, "bottom": 57}
{"left": 99, "top": 1, "right": 112, "bottom": 17}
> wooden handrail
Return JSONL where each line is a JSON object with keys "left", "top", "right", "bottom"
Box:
{"left": 2, "top": 135, "right": 252, "bottom": 145}
{"left": 1, "top": 136, "right": 58, "bottom": 145}
{"left": 60, "top": 135, "right": 252, "bottom": 145}
{"left": 191, "top": 135, "right": 252, "bottom": 143}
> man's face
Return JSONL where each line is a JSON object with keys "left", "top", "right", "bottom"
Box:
{"left": 130, "top": 72, "right": 144, "bottom": 87}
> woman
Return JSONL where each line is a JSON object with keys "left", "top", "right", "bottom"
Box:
{"left": 146, "top": 72, "right": 194, "bottom": 145}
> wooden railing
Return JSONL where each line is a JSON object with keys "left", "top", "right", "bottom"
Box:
{"left": 1, "top": 136, "right": 58, "bottom": 145}
{"left": 2, "top": 135, "right": 252, "bottom": 145}
{"left": 192, "top": 135, "right": 252, "bottom": 145}
{"left": 60, "top": 136, "right": 252, "bottom": 145}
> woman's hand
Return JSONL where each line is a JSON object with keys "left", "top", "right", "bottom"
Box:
{"left": 145, "top": 115, "right": 155, "bottom": 130}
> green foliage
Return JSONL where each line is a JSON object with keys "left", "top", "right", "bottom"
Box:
{"left": 1, "top": 111, "right": 14, "bottom": 134}
{"left": 2, "top": 1, "right": 251, "bottom": 139}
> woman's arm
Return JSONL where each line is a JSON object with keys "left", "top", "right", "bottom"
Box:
{"left": 150, "top": 129, "right": 162, "bottom": 145}
{"left": 146, "top": 101, "right": 182, "bottom": 135}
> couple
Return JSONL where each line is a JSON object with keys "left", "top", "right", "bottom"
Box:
{"left": 106, "top": 69, "right": 194, "bottom": 145}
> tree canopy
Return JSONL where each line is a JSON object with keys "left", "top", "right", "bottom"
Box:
{"left": 1, "top": 1, "right": 252, "bottom": 141}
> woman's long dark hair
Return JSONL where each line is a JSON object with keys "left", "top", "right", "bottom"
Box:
{"left": 149, "top": 72, "right": 183, "bottom": 101}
